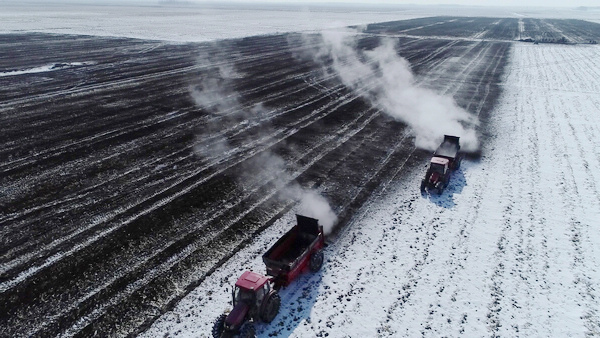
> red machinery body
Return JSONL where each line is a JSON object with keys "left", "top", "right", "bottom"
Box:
{"left": 421, "top": 135, "right": 462, "bottom": 195}
{"left": 213, "top": 215, "right": 325, "bottom": 337}
{"left": 262, "top": 215, "right": 325, "bottom": 287}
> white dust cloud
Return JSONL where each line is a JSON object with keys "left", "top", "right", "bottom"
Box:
{"left": 190, "top": 49, "right": 338, "bottom": 233}
{"left": 313, "top": 27, "right": 479, "bottom": 152}
{"left": 297, "top": 190, "right": 338, "bottom": 235}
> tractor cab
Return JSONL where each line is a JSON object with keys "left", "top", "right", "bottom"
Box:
{"left": 215, "top": 271, "right": 279, "bottom": 337}
{"left": 420, "top": 135, "right": 462, "bottom": 195}
{"left": 421, "top": 156, "right": 451, "bottom": 194}
{"left": 233, "top": 271, "right": 271, "bottom": 308}
{"left": 429, "top": 157, "right": 449, "bottom": 176}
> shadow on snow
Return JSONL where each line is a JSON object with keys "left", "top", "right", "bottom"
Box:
{"left": 255, "top": 269, "right": 324, "bottom": 337}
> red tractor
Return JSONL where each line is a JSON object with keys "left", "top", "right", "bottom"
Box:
{"left": 421, "top": 135, "right": 463, "bottom": 195}
{"left": 212, "top": 271, "right": 280, "bottom": 338}
{"left": 212, "top": 215, "right": 325, "bottom": 337}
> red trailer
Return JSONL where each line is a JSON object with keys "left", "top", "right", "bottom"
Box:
{"left": 262, "top": 214, "right": 325, "bottom": 288}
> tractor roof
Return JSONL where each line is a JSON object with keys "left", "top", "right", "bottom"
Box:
{"left": 235, "top": 271, "right": 270, "bottom": 290}
{"left": 431, "top": 157, "right": 450, "bottom": 165}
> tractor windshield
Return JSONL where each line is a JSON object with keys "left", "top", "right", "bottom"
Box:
{"left": 430, "top": 163, "right": 445, "bottom": 174}
{"left": 233, "top": 287, "right": 255, "bottom": 305}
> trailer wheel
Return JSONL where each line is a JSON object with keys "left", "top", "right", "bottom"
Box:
{"left": 420, "top": 179, "right": 426, "bottom": 193}
{"left": 260, "top": 292, "right": 280, "bottom": 323}
{"left": 212, "top": 314, "right": 226, "bottom": 338}
{"left": 309, "top": 249, "right": 324, "bottom": 272}
{"left": 239, "top": 323, "right": 256, "bottom": 338}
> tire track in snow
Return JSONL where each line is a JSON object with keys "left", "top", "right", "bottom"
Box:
{"left": 482, "top": 44, "right": 600, "bottom": 337}
{"left": 267, "top": 140, "right": 418, "bottom": 337}
{"left": 396, "top": 44, "right": 511, "bottom": 338}
{"left": 374, "top": 43, "right": 509, "bottom": 338}
{"left": 482, "top": 45, "right": 554, "bottom": 337}
{"left": 441, "top": 42, "right": 493, "bottom": 97}
{"left": 269, "top": 40, "right": 509, "bottom": 337}
{"left": 540, "top": 46, "right": 600, "bottom": 335}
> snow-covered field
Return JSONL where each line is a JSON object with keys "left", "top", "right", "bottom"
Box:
{"left": 143, "top": 43, "right": 600, "bottom": 337}
{"left": 1, "top": 3, "right": 598, "bottom": 43}
{"left": 0, "top": 3, "right": 422, "bottom": 42}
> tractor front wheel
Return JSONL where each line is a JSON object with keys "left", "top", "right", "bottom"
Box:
{"left": 212, "top": 314, "right": 227, "bottom": 338}
{"left": 309, "top": 249, "right": 324, "bottom": 272}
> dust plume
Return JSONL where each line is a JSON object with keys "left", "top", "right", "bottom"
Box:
{"left": 190, "top": 47, "right": 338, "bottom": 233}
{"left": 309, "top": 27, "right": 479, "bottom": 152}
{"left": 297, "top": 190, "right": 337, "bottom": 235}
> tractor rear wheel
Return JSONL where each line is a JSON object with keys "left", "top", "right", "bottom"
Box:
{"left": 260, "top": 292, "right": 281, "bottom": 323}
{"left": 309, "top": 249, "right": 324, "bottom": 272}
{"left": 435, "top": 182, "right": 443, "bottom": 195}
{"left": 212, "top": 314, "right": 226, "bottom": 338}
{"left": 239, "top": 323, "right": 256, "bottom": 338}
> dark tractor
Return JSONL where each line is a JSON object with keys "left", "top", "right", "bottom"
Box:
{"left": 421, "top": 135, "right": 463, "bottom": 195}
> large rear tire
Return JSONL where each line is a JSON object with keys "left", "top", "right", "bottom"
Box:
{"left": 309, "top": 249, "right": 324, "bottom": 272}
{"left": 435, "top": 182, "right": 443, "bottom": 195}
{"left": 239, "top": 323, "right": 256, "bottom": 338}
{"left": 260, "top": 292, "right": 281, "bottom": 323}
{"left": 212, "top": 314, "right": 227, "bottom": 338}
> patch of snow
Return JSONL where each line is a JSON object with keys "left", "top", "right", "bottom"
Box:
{"left": 0, "top": 4, "right": 423, "bottom": 42}
{"left": 0, "top": 62, "right": 92, "bottom": 77}
{"left": 2, "top": 4, "right": 597, "bottom": 43}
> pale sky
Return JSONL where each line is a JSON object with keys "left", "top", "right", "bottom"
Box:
{"left": 197, "top": 0, "right": 600, "bottom": 7}
{"left": 9, "top": 0, "right": 598, "bottom": 9}
{"left": 18, "top": 0, "right": 600, "bottom": 8}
